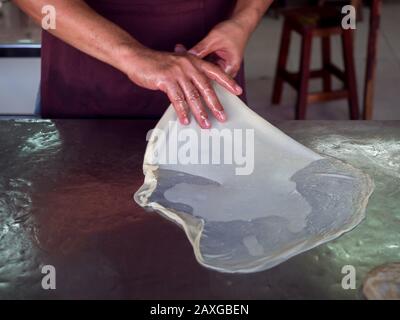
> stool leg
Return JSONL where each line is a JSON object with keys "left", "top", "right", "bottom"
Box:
{"left": 296, "top": 32, "right": 313, "bottom": 120}
{"left": 272, "top": 21, "right": 291, "bottom": 105}
{"left": 321, "top": 36, "right": 332, "bottom": 92}
{"left": 342, "top": 30, "right": 360, "bottom": 120}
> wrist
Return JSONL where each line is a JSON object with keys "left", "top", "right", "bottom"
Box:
{"left": 113, "top": 41, "right": 147, "bottom": 75}
{"left": 230, "top": 7, "right": 261, "bottom": 36}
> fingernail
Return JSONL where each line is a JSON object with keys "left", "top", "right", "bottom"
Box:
{"left": 182, "top": 117, "right": 190, "bottom": 125}
{"left": 235, "top": 85, "right": 243, "bottom": 94}
{"left": 217, "top": 110, "right": 226, "bottom": 122}
{"left": 203, "top": 118, "right": 211, "bottom": 128}
{"left": 188, "top": 49, "right": 198, "bottom": 56}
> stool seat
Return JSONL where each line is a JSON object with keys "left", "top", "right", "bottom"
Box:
{"left": 283, "top": 7, "right": 344, "bottom": 36}
{"left": 272, "top": 6, "right": 359, "bottom": 120}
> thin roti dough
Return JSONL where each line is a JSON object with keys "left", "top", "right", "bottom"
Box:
{"left": 135, "top": 84, "right": 374, "bottom": 273}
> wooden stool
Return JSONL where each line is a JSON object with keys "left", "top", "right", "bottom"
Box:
{"left": 272, "top": 7, "right": 360, "bottom": 120}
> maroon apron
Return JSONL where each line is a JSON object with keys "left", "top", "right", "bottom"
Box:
{"left": 41, "top": 0, "right": 246, "bottom": 118}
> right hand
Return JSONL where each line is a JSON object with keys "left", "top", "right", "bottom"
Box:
{"left": 120, "top": 46, "right": 243, "bottom": 128}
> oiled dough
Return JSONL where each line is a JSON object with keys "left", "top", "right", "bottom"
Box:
{"left": 135, "top": 84, "right": 374, "bottom": 273}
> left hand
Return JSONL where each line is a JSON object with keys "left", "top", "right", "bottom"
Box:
{"left": 189, "top": 19, "right": 251, "bottom": 78}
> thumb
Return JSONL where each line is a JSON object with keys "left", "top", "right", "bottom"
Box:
{"left": 189, "top": 38, "right": 213, "bottom": 58}
{"left": 174, "top": 43, "right": 187, "bottom": 54}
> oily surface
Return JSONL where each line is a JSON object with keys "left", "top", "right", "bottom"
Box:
{"left": 0, "top": 119, "right": 399, "bottom": 299}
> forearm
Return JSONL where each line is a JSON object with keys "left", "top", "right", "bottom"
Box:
{"left": 12, "top": 0, "right": 143, "bottom": 73}
{"left": 230, "top": 0, "right": 273, "bottom": 35}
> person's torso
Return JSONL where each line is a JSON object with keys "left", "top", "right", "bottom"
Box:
{"left": 41, "top": 0, "right": 238, "bottom": 118}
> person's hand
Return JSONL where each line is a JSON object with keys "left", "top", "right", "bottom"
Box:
{"left": 121, "top": 46, "right": 242, "bottom": 129}
{"left": 189, "top": 19, "right": 251, "bottom": 77}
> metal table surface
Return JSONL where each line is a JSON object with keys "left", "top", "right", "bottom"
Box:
{"left": 0, "top": 119, "right": 399, "bottom": 300}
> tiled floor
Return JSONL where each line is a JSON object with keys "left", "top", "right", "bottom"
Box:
{"left": 245, "top": 3, "right": 400, "bottom": 120}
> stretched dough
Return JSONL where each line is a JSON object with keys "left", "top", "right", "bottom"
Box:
{"left": 135, "top": 84, "right": 374, "bottom": 273}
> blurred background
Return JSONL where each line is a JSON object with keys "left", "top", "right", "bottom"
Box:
{"left": 0, "top": 0, "right": 398, "bottom": 120}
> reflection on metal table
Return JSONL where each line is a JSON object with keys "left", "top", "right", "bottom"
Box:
{"left": 0, "top": 119, "right": 398, "bottom": 299}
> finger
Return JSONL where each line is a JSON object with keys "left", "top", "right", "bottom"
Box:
{"left": 200, "top": 61, "right": 242, "bottom": 95}
{"left": 191, "top": 72, "right": 226, "bottom": 122}
{"left": 188, "top": 38, "right": 213, "bottom": 58}
{"left": 216, "top": 58, "right": 240, "bottom": 78}
{"left": 216, "top": 59, "right": 228, "bottom": 73}
{"left": 166, "top": 83, "right": 190, "bottom": 125}
{"left": 179, "top": 79, "right": 211, "bottom": 129}
{"left": 174, "top": 44, "right": 187, "bottom": 54}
